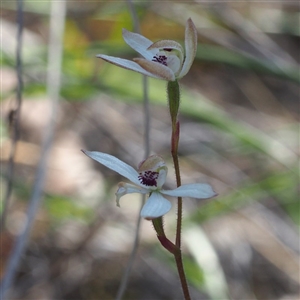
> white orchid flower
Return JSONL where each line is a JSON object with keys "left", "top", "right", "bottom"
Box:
{"left": 82, "top": 150, "right": 216, "bottom": 219}
{"left": 97, "top": 18, "right": 197, "bottom": 81}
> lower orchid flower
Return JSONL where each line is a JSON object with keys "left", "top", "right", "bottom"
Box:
{"left": 82, "top": 150, "right": 217, "bottom": 219}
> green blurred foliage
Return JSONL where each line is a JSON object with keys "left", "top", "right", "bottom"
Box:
{"left": 44, "top": 195, "right": 93, "bottom": 223}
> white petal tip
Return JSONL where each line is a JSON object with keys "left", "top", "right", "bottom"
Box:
{"left": 161, "top": 183, "right": 217, "bottom": 199}
{"left": 96, "top": 54, "right": 106, "bottom": 59}
{"left": 81, "top": 149, "right": 89, "bottom": 156}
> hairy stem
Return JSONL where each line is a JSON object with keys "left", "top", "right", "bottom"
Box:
{"left": 167, "top": 80, "right": 191, "bottom": 300}
{"left": 152, "top": 217, "right": 177, "bottom": 254}
{"left": 171, "top": 121, "right": 182, "bottom": 248}
{"left": 174, "top": 250, "right": 191, "bottom": 300}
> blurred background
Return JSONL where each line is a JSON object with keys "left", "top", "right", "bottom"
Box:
{"left": 0, "top": 0, "right": 299, "bottom": 299}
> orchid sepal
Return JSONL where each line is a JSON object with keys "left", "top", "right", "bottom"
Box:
{"left": 82, "top": 150, "right": 141, "bottom": 187}
{"left": 96, "top": 54, "right": 164, "bottom": 79}
{"left": 179, "top": 18, "right": 198, "bottom": 78}
{"left": 122, "top": 28, "right": 155, "bottom": 60}
{"left": 161, "top": 183, "right": 217, "bottom": 199}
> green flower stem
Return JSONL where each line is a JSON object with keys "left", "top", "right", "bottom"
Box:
{"left": 167, "top": 80, "right": 180, "bottom": 131}
{"left": 152, "top": 217, "right": 177, "bottom": 254}
{"left": 167, "top": 80, "right": 191, "bottom": 300}
{"left": 171, "top": 121, "right": 182, "bottom": 247}
{"left": 167, "top": 80, "right": 182, "bottom": 246}
{"left": 152, "top": 216, "right": 166, "bottom": 237}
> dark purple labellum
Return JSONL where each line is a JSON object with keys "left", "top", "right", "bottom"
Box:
{"left": 138, "top": 170, "right": 159, "bottom": 186}
{"left": 152, "top": 55, "right": 168, "bottom": 66}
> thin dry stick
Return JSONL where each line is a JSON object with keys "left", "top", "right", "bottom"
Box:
{"left": 0, "top": 1, "right": 66, "bottom": 297}
{"left": 1, "top": 0, "right": 23, "bottom": 230}
{"left": 115, "top": 76, "right": 149, "bottom": 300}
{"left": 115, "top": 2, "right": 150, "bottom": 299}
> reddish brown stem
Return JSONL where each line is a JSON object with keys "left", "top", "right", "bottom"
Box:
{"left": 174, "top": 250, "right": 191, "bottom": 300}
{"left": 171, "top": 121, "right": 182, "bottom": 248}
{"left": 167, "top": 80, "right": 191, "bottom": 299}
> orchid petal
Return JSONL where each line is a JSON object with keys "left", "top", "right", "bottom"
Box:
{"left": 116, "top": 182, "right": 148, "bottom": 207}
{"left": 97, "top": 54, "right": 163, "bottom": 79}
{"left": 82, "top": 150, "right": 142, "bottom": 186}
{"left": 122, "top": 29, "right": 156, "bottom": 60}
{"left": 161, "top": 183, "right": 216, "bottom": 199}
{"left": 134, "top": 58, "right": 175, "bottom": 81}
{"left": 179, "top": 18, "right": 197, "bottom": 78}
{"left": 141, "top": 192, "right": 172, "bottom": 219}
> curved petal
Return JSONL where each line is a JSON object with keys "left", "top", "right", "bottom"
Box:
{"left": 178, "top": 18, "right": 197, "bottom": 78}
{"left": 134, "top": 58, "right": 175, "bottom": 81}
{"left": 141, "top": 192, "right": 172, "bottom": 219}
{"left": 97, "top": 54, "right": 163, "bottom": 79}
{"left": 161, "top": 183, "right": 217, "bottom": 199}
{"left": 116, "top": 182, "right": 149, "bottom": 207}
{"left": 122, "top": 29, "right": 156, "bottom": 60}
{"left": 82, "top": 150, "right": 142, "bottom": 186}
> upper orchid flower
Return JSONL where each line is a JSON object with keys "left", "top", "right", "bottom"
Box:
{"left": 97, "top": 18, "right": 197, "bottom": 81}
{"left": 82, "top": 150, "right": 216, "bottom": 219}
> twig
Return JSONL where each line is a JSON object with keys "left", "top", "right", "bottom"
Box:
{"left": 1, "top": 0, "right": 23, "bottom": 231}
{"left": 115, "top": 1, "right": 150, "bottom": 299}
{"left": 0, "top": 1, "right": 66, "bottom": 297}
